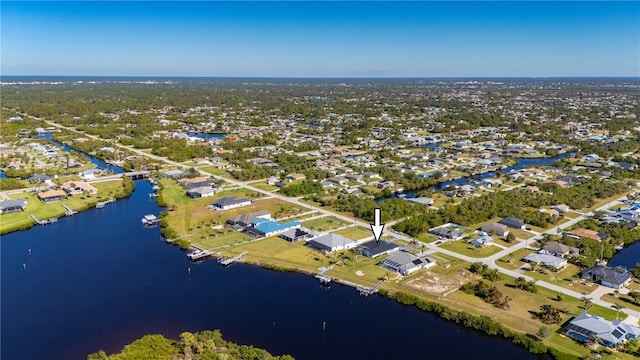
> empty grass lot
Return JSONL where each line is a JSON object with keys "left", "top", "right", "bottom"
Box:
{"left": 301, "top": 216, "right": 349, "bottom": 232}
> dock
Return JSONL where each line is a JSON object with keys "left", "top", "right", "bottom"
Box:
{"left": 218, "top": 251, "right": 248, "bottom": 266}
{"left": 165, "top": 234, "right": 192, "bottom": 243}
{"left": 95, "top": 198, "right": 115, "bottom": 208}
{"left": 187, "top": 249, "right": 215, "bottom": 261}
{"left": 141, "top": 214, "right": 159, "bottom": 227}
{"left": 62, "top": 204, "right": 78, "bottom": 216}
{"left": 315, "top": 266, "right": 333, "bottom": 284}
{"left": 148, "top": 193, "right": 159, "bottom": 198}
{"left": 356, "top": 279, "right": 386, "bottom": 297}
{"left": 30, "top": 214, "right": 58, "bottom": 225}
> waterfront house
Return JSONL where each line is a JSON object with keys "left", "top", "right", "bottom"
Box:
{"left": 186, "top": 186, "right": 217, "bottom": 198}
{"left": 498, "top": 217, "right": 526, "bottom": 230}
{"left": 243, "top": 219, "right": 301, "bottom": 238}
{"left": 280, "top": 228, "right": 316, "bottom": 242}
{"left": 79, "top": 168, "right": 105, "bottom": 180}
{"left": 227, "top": 210, "right": 271, "bottom": 228}
{"left": 162, "top": 169, "right": 184, "bottom": 179}
{"left": 564, "top": 313, "right": 640, "bottom": 347}
{"left": 210, "top": 196, "right": 252, "bottom": 211}
{"left": 379, "top": 252, "right": 435, "bottom": 275}
{"left": 359, "top": 240, "right": 400, "bottom": 258}
{"left": 540, "top": 242, "right": 579, "bottom": 258}
{"left": 581, "top": 265, "right": 632, "bottom": 290}
{"left": 307, "top": 233, "right": 356, "bottom": 253}
{"left": 0, "top": 198, "right": 27, "bottom": 214}
{"left": 569, "top": 228, "right": 607, "bottom": 242}
{"left": 406, "top": 197, "right": 434, "bottom": 206}
{"left": 37, "top": 190, "right": 67, "bottom": 203}
{"left": 61, "top": 181, "right": 98, "bottom": 195}
{"left": 480, "top": 222, "right": 509, "bottom": 237}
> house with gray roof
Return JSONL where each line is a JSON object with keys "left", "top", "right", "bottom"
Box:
{"left": 280, "top": 228, "right": 316, "bottom": 242}
{"left": 210, "top": 196, "right": 253, "bottom": 211}
{"left": 469, "top": 234, "right": 493, "bottom": 248}
{"left": 523, "top": 253, "right": 567, "bottom": 270}
{"left": 428, "top": 223, "right": 466, "bottom": 241}
{"left": 186, "top": 186, "right": 217, "bottom": 198}
{"left": 541, "top": 242, "right": 579, "bottom": 258}
{"left": 582, "top": 265, "right": 633, "bottom": 290}
{"left": 564, "top": 313, "right": 640, "bottom": 347}
{"left": 498, "top": 217, "right": 526, "bottom": 230}
{"left": 0, "top": 198, "right": 27, "bottom": 214}
{"left": 379, "top": 252, "right": 435, "bottom": 275}
{"left": 307, "top": 233, "right": 356, "bottom": 253}
{"left": 227, "top": 210, "right": 271, "bottom": 228}
{"left": 480, "top": 222, "right": 509, "bottom": 237}
{"left": 359, "top": 240, "right": 400, "bottom": 258}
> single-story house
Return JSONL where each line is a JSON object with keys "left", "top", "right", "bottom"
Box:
{"left": 280, "top": 227, "right": 316, "bottom": 242}
{"left": 498, "top": 217, "right": 526, "bottom": 230}
{"left": 226, "top": 210, "right": 271, "bottom": 228}
{"left": 523, "top": 253, "right": 568, "bottom": 269}
{"left": 406, "top": 197, "right": 434, "bottom": 206}
{"left": 564, "top": 313, "right": 640, "bottom": 347}
{"left": 379, "top": 252, "right": 435, "bottom": 275}
{"left": 552, "top": 204, "right": 570, "bottom": 213}
{"left": 307, "top": 233, "right": 357, "bottom": 253}
{"left": 37, "top": 190, "right": 67, "bottom": 203}
{"left": 28, "top": 174, "right": 52, "bottom": 184}
{"left": 0, "top": 198, "right": 27, "bottom": 214}
{"left": 286, "top": 173, "right": 306, "bottom": 182}
{"left": 569, "top": 228, "right": 607, "bottom": 242}
{"left": 243, "top": 219, "right": 301, "bottom": 238}
{"left": 210, "top": 196, "right": 252, "bottom": 211}
{"left": 428, "top": 223, "right": 466, "bottom": 241}
{"left": 469, "top": 234, "right": 493, "bottom": 247}
{"left": 540, "top": 242, "right": 579, "bottom": 258}
{"left": 480, "top": 222, "right": 510, "bottom": 237}
{"left": 177, "top": 176, "right": 208, "bottom": 186}
{"left": 581, "top": 265, "right": 633, "bottom": 290}
{"left": 79, "top": 168, "right": 105, "bottom": 180}
{"left": 163, "top": 169, "right": 184, "bottom": 179}
{"left": 186, "top": 186, "right": 217, "bottom": 198}
{"left": 359, "top": 240, "right": 400, "bottom": 258}
{"left": 61, "top": 181, "right": 98, "bottom": 195}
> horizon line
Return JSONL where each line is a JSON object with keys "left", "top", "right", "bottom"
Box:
{"left": 2, "top": 75, "right": 639, "bottom": 79}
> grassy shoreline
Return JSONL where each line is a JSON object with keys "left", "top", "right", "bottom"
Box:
{"left": 0, "top": 177, "right": 135, "bottom": 235}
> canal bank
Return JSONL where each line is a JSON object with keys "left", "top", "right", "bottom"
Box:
{"left": 1, "top": 179, "right": 545, "bottom": 360}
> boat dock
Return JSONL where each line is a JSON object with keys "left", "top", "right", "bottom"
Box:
{"left": 357, "top": 279, "right": 386, "bottom": 297}
{"left": 30, "top": 214, "right": 58, "bottom": 225}
{"left": 187, "top": 249, "right": 215, "bottom": 261}
{"left": 315, "top": 266, "right": 333, "bottom": 284}
{"left": 141, "top": 214, "right": 159, "bottom": 227}
{"left": 148, "top": 192, "right": 159, "bottom": 198}
{"left": 62, "top": 204, "right": 78, "bottom": 216}
{"left": 95, "top": 198, "right": 115, "bottom": 208}
{"left": 218, "top": 251, "right": 248, "bottom": 266}
{"left": 165, "top": 234, "right": 192, "bottom": 243}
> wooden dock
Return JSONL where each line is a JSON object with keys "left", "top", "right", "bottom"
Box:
{"left": 30, "top": 214, "right": 58, "bottom": 225}
{"left": 95, "top": 198, "right": 115, "bottom": 208}
{"left": 218, "top": 251, "right": 248, "bottom": 266}
{"left": 165, "top": 234, "right": 192, "bottom": 243}
{"left": 356, "top": 279, "right": 386, "bottom": 297}
{"left": 62, "top": 204, "right": 78, "bottom": 216}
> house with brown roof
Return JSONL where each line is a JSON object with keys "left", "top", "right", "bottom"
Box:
{"left": 37, "top": 190, "right": 67, "bottom": 203}
{"left": 569, "top": 228, "right": 606, "bottom": 241}
{"left": 61, "top": 181, "right": 98, "bottom": 195}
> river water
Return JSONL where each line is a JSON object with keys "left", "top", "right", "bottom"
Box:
{"left": 1, "top": 179, "right": 547, "bottom": 360}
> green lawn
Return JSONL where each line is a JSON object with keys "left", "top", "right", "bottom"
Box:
{"left": 439, "top": 240, "right": 503, "bottom": 258}
{"left": 302, "top": 216, "right": 349, "bottom": 232}
{"left": 334, "top": 226, "right": 371, "bottom": 240}
{"left": 252, "top": 183, "right": 279, "bottom": 192}
{"left": 191, "top": 231, "right": 252, "bottom": 250}
{"left": 198, "top": 166, "right": 231, "bottom": 176}
{"left": 1, "top": 179, "right": 129, "bottom": 234}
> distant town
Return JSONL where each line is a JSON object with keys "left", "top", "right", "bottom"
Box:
{"left": 1, "top": 78, "right": 639, "bottom": 359}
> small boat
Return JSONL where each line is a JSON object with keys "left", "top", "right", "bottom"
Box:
{"left": 141, "top": 214, "right": 159, "bottom": 226}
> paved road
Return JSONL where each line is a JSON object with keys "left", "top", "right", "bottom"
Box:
{"left": 35, "top": 116, "right": 640, "bottom": 321}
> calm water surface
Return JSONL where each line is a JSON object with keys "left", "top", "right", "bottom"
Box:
{"left": 1, "top": 181, "right": 545, "bottom": 360}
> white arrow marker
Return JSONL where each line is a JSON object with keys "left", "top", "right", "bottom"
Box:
{"left": 370, "top": 208, "right": 385, "bottom": 244}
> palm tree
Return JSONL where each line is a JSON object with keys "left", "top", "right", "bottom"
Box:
{"left": 581, "top": 296, "right": 593, "bottom": 313}
{"left": 611, "top": 304, "right": 623, "bottom": 320}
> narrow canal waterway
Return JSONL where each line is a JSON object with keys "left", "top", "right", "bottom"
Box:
{"left": 1, "top": 180, "right": 548, "bottom": 360}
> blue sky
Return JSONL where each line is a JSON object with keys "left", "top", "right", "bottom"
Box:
{"left": 2, "top": 1, "right": 639, "bottom": 77}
